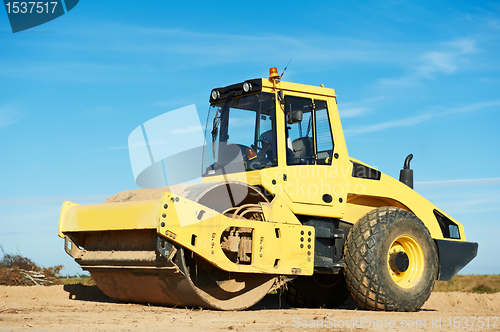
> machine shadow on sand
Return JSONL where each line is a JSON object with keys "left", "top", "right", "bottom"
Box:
{"left": 63, "top": 283, "right": 365, "bottom": 311}
{"left": 63, "top": 284, "right": 118, "bottom": 303}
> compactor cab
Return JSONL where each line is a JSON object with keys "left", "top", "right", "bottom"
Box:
{"left": 59, "top": 68, "right": 478, "bottom": 311}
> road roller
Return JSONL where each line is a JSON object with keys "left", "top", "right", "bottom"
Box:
{"left": 58, "top": 68, "right": 477, "bottom": 311}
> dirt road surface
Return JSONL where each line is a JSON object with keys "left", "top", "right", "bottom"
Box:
{"left": 1, "top": 285, "right": 499, "bottom": 331}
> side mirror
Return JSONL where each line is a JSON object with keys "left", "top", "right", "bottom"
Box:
{"left": 278, "top": 90, "right": 284, "bottom": 105}
{"left": 287, "top": 109, "right": 303, "bottom": 124}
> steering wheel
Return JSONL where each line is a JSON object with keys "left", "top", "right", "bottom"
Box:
{"left": 254, "top": 139, "right": 272, "bottom": 154}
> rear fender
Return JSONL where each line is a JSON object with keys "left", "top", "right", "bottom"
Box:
{"left": 345, "top": 172, "right": 466, "bottom": 242}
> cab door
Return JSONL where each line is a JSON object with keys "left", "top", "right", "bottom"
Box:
{"left": 282, "top": 95, "right": 340, "bottom": 206}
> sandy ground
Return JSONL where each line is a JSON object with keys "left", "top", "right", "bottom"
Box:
{"left": 0, "top": 285, "right": 499, "bottom": 332}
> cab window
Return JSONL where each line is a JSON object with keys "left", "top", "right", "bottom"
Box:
{"left": 314, "top": 100, "right": 334, "bottom": 165}
{"left": 284, "top": 96, "right": 334, "bottom": 165}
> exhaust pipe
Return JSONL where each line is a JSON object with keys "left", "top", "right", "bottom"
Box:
{"left": 399, "top": 154, "right": 413, "bottom": 189}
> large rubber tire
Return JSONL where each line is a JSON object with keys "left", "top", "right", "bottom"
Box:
{"left": 343, "top": 206, "right": 438, "bottom": 311}
{"left": 284, "top": 273, "right": 351, "bottom": 308}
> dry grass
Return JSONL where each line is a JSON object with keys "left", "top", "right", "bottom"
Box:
{"left": 434, "top": 275, "right": 500, "bottom": 294}
{"left": 59, "top": 275, "right": 95, "bottom": 286}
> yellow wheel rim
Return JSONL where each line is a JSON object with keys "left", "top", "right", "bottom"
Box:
{"left": 387, "top": 235, "right": 424, "bottom": 289}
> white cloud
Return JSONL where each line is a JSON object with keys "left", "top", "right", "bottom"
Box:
{"left": 446, "top": 99, "right": 500, "bottom": 114}
{"left": 344, "top": 99, "right": 500, "bottom": 136}
{"left": 337, "top": 97, "right": 386, "bottom": 119}
{"left": 419, "top": 51, "right": 457, "bottom": 75}
{"left": 339, "top": 107, "right": 369, "bottom": 118}
{"left": 0, "top": 105, "right": 22, "bottom": 129}
{"left": 416, "top": 177, "right": 500, "bottom": 189}
{"left": 345, "top": 113, "right": 432, "bottom": 136}
{"left": 379, "top": 38, "right": 476, "bottom": 86}
{"left": 433, "top": 194, "right": 500, "bottom": 214}
{"left": 446, "top": 39, "right": 476, "bottom": 53}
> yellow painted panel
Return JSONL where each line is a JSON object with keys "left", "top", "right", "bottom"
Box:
{"left": 159, "top": 192, "right": 314, "bottom": 275}
{"left": 58, "top": 200, "right": 161, "bottom": 237}
{"left": 284, "top": 165, "right": 338, "bottom": 205}
{"left": 260, "top": 79, "right": 337, "bottom": 98}
{"left": 260, "top": 195, "right": 301, "bottom": 225}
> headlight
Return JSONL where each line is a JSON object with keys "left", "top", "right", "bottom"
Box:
{"left": 211, "top": 90, "right": 220, "bottom": 100}
{"left": 243, "top": 82, "right": 252, "bottom": 93}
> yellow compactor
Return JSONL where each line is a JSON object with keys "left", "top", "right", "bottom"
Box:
{"left": 59, "top": 68, "right": 477, "bottom": 311}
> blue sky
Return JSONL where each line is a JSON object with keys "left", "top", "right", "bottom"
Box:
{"left": 0, "top": 1, "right": 499, "bottom": 276}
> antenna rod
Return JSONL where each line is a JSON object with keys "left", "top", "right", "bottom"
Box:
{"left": 280, "top": 59, "right": 292, "bottom": 78}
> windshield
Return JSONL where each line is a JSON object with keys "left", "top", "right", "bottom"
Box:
{"left": 203, "top": 92, "right": 277, "bottom": 176}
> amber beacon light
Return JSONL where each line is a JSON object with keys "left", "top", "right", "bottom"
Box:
{"left": 269, "top": 67, "right": 280, "bottom": 80}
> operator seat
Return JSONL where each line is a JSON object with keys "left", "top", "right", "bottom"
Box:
{"left": 292, "top": 137, "right": 313, "bottom": 158}
{"left": 288, "top": 137, "right": 314, "bottom": 165}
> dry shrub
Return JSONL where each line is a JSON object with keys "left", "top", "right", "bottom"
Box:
{"left": 471, "top": 281, "right": 497, "bottom": 294}
{"left": 0, "top": 266, "right": 24, "bottom": 285}
{"left": 0, "top": 246, "right": 63, "bottom": 286}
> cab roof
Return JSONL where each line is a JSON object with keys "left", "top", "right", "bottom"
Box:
{"left": 209, "top": 78, "right": 336, "bottom": 104}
